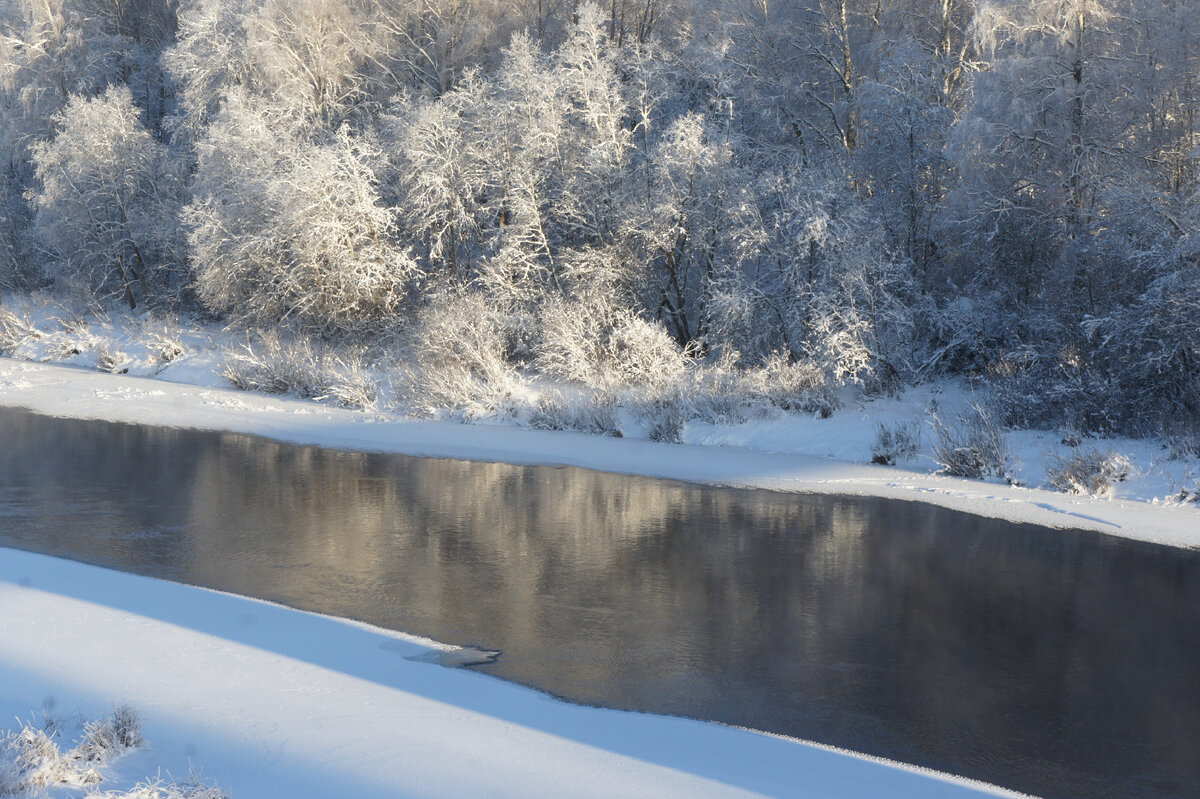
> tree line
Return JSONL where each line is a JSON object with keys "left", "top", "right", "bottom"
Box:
{"left": 1, "top": 0, "right": 1197, "bottom": 434}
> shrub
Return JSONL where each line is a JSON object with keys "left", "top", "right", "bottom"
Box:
{"left": 222, "top": 331, "right": 378, "bottom": 409}
{"left": 78, "top": 705, "right": 143, "bottom": 761}
{"left": 30, "top": 86, "right": 183, "bottom": 310}
{"left": 1046, "top": 449, "right": 1132, "bottom": 496}
{"left": 1164, "top": 433, "right": 1200, "bottom": 461}
{"left": 0, "top": 307, "right": 40, "bottom": 355}
{"left": 675, "top": 352, "right": 839, "bottom": 426}
{"left": 528, "top": 389, "right": 621, "bottom": 436}
{"left": 138, "top": 319, "right": 187, "bottom": 368}
{"left": 929, "top": 404, "right": 1010, "bottom": 479}
{"left": 739, "top": 351, "right": 839, "bottom": 417}
{"left": 1084, "top": 268, "right": 1200, "bottom": 436}
{"left": 399, "top": 291, "right": 526, "bottom": 420}
{"left": 1174, "top": 481, "right": 1200, "bottom": 504}
{"left": 536, "top": 299, "right": 690, "bottom": 391}
{"left": 871, "top": 420, "right": 922, "bottom": 465}
{"left": 87, "top": 773, "right": 229, "bottom": 799}
{"left": 96, "top": 344, "right": 132, "bottom": 374}
{"left": 39, "top": 315, "right": 101, "bottom": 362}
{"left": 637, "top": 394, "right": 687, "bottom": 444}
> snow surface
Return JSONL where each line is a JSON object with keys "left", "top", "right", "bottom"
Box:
{"left": 0, "top": 548, "right": 1031, "bottom": 798}
{"left": 0, "top": 355, "right": 1196, "bottom": 549}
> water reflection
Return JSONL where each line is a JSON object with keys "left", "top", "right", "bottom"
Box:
{"left": 0, "top": 407, "right": 1197, "bottom": 799}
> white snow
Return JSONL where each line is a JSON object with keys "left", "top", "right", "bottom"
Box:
{"left": 0, "top": 355, "right": 1196, "bottom": 549}
{"left": 0, "top": 548, "right": 1031, "bottom": 798}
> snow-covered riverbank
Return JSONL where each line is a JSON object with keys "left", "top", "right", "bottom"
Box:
{"left": 0, "top": 355, "right": 1196, "bottom": 548}
{"left": 0, "top": 547, "right": 1032, "bottom": 798}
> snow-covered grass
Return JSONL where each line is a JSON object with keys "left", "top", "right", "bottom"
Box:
{"left": 0, "top": 707, "right": 144, "bottom": 795}
{"left": 0, "top": 294, "right": 1198, "bottom": 548}
{"left": 0, "top": 704, "right": 228, "bottom": 799}
{"left": 0, "top": 547, "right": 1031, "bottom": 799}
{"left": 88, "top": 775, "right": 229, "bottom": 799}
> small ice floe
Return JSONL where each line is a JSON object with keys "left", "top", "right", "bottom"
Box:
{"left": 405, "top": 644, "right": 501, "bottom": 667}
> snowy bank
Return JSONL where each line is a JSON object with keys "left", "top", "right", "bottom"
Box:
{"left": 0, "top": 356, "right": 1196, "bottom": 549}
{"left": 0, "top": 548, "right": 1030, "bottom": 798}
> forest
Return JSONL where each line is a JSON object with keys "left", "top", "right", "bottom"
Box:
{"left": 0, "top": 0, "right": 1197, "bottom": 443}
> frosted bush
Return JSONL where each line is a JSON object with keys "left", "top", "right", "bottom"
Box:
{"left": 138, "top": 319, "right": 187, "bottom": 368}
{"left": 536, "top": 299, "right": 690, "bottom": 391}
{"left": 187, "top": 105, "right": 417, "bottom": 334}
{"left": 30, "top": 86, "right": 183, "bottom": 310}
{"left": 0, "top": 726, "right": 63, "bottom": 795}
{"left": 96, "top": 344, "right": 132, "bottom": 374}
{"left": 683, "top": 353, "right": 837, "bottom": 424}
{"left": 40, "top": 321, "right": 100, "bottom": 362}
{"left": 872, "top": 420, "right": 922, "bottom": 465}
{"left": 1174, "top": 480, "right": 1200, "bottom": 504}
{"left": 619, "top": 351, "right": 838, "bottom": 440}
{"left": 0, "top": 707, "right": 229, "bottom": 799}
{"left": 1164, "top": 433, "right": 1200, "bottom": 461}
{"left": 528, "top": 389, "right": 621, "bottom": 436}
{"left": 80, "top": 706, "right": 143, "bottom": 758}
{"left": 740, "top": 352, "right": 838, "bottom": 416}
{"left": 929, "top": 404, "right": 1010, "bottom": 479}
{"left": 0, "top": 307, "right": 39, "bottom": 354}
{"left": 678, "top": 363, "right": 753, "bottom": 425}
{"left": 222, "top": 331, "right": 378, "bottom": 409}
{"left": 401, "top": 291, "right": 525, "bottom": 420}
{"left": 635, "top": 393, "right": 688, "bottom": 444}
{"left": 1046, "top": 449, "right": 1132, "bottom": 496}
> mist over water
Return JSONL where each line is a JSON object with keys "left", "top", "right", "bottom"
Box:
{"left": 0, "top": 406, "right": 1197, "bottom": 799}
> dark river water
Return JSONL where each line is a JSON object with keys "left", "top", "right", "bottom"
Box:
{"left": 0, "top": 406, "right": 1197, "bottom": 799}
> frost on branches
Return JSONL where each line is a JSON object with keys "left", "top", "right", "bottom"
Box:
{"left": 0, "top": 0, "right": 1195, "bottom": 437}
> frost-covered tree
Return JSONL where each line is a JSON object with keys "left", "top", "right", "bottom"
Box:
{"left": 390, "top": 8, "right": 639, "bottom": 310}
{"left": 161, "top": 0, "right": 251, "bottom": 145}
{"left": 186, "top": 95, "right": 417, "bottom": 332}
{"left": 949, "top": 0, "right": 1161, "bottom": 316}
{"left": 388, "top": 77, "right": 488, "bottom": 283}
{"left": 755, "top": 159, "right": 914, "bottom": 385}
{"left": 634, "top": 112, "right": 759, "bottom": 348}
{"left": 166, "top": 0, "right": 394, "bottom": 144}
{"left": 373, "top": 0, "right": 519, "bottom": 96}
{"left": 855, "top": 53, "right": 955, "bottom": 283}
{"left": 0, "top": 0, "right": 126, "bottom": 285}
{"left": 30, "top": 85, "right": 182, "bottom": 307}
{"left": 243, "top": 0, "right": 381, "bottom": 128}
{"left": 1084, "top": 265, "right": 1200, "bottom": 431}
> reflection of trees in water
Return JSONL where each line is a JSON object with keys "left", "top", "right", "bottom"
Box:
{"left": 180, "top": 436, "right": 874, "bottom": 710}
{"left": 182, "top": 437, "right": 847, "bottom": 645}
{"left": 1, "top": 407, "right": 1198, "bottom": 799}
{"left": 187, "top": 434, "right": 395, "bottom": 592}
